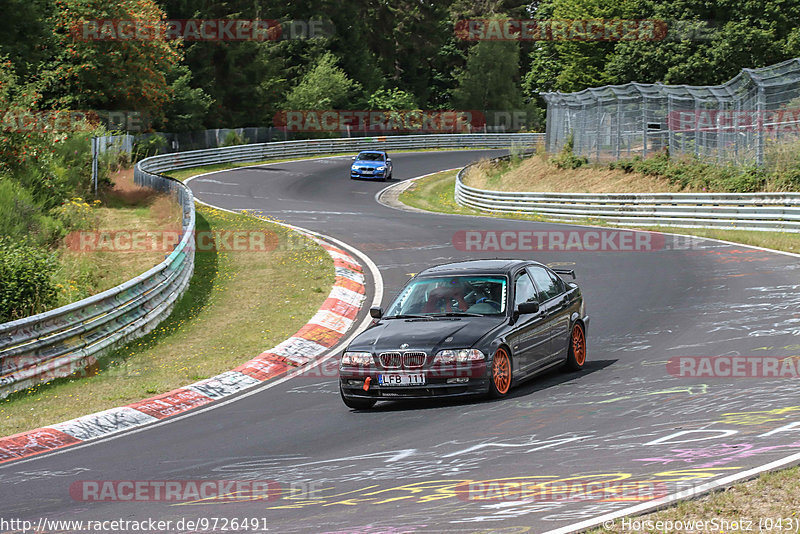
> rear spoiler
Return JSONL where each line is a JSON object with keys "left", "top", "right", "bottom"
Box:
{"left": 552, "top": 268, "right": 576, "bottom": 279}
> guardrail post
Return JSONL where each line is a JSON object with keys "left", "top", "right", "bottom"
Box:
{"left": 91, "top": 136, "right": 99, "bottom": 196}
{"left": 756, "top": 85, "right": 765, "bottom": 166}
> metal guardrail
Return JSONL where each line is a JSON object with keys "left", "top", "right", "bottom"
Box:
{"left": 134, "top": 133, "right": 543, "bottom": 174}
{"left": 0, "top": 133, "right": 541, "bottom": 398}
{"left": 455, "top": 158, "right": 800, "bottom": 233}
{"left": 0, "top": 175, "right": 195, "bottom": 398}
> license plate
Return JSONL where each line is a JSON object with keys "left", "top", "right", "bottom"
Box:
{"left": 379, "top": 373, "right": 426, "bottom": 386}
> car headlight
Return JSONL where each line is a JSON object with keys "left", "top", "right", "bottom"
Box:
{"left": 341, "top": 351, "right": 373, "bottom": 366}
{"left": 376, "top": 166, "right": 386, "bottom": 171}
{"left": 433, "top": 349, "right": 485, "bottom": 364}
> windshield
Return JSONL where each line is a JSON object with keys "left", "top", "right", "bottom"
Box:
{"left": 385, "top": 275, "right": 508, "bottom": 317}
{"left": 356, "top": 152, "right": 385, "bottom": 161}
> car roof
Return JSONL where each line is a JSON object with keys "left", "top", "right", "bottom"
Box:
{"left": 417, "top": 259, "right": 539, "bottom": 277}
{"left": 357, "top": 150, "right": 386, "bottom": 155}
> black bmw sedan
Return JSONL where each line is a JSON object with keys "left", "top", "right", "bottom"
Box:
{"left": 339, "top": 259, "right": 589, "bottom": 409}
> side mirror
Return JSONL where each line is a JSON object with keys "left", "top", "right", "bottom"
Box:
{"left": 386, "top": 158, "right": 391, "bottom": 163}
{"left": 517, "top": 301, "right": 540, "bottom": 314}
{"left": 351, "top": 156, "right": 357, "bottom": 160}
{"left": 369, "top": 307, "right": 383, "bottom": 319}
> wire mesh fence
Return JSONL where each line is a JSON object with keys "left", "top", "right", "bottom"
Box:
{"left": 95, "top": 127, "right": 292, "bottom": 156}
{"left": 542, "top": 58, "right": 800, "bottom": 167}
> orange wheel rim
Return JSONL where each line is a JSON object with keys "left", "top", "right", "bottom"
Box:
{"left": 492, "top": 349, "right": 511, "bottom": 394}
{"left": 572, "top": 325, "right": 586, "bottom": 366}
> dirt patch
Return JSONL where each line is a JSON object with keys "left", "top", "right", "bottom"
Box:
{"left": 104, "top": 167, "right": 159, "bottom": 205}
{"left": 103, "top": 167, "right": 182, "bottom": 227}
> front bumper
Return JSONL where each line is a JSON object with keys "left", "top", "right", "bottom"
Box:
{"left": 339, "top": 361, "right": 489, "bottom": 400}
{"left": 350, "top": 168, "right": 386, "bottom": 179}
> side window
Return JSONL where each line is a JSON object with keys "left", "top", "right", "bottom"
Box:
{"left": 514, "top": 272, "right": 537, "bottom": 306}
{"left": 528, "top": 266, "right": 560, "bottom": 302}
{"left": 547, "top": 269, "right": 566, "bottom": 297}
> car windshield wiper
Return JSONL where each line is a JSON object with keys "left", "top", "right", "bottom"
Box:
{"left": 429, "top": 312, "right": 483, "bottom": 318}
{"left": 383, "top": 314, "right": 429, "bottom": 319}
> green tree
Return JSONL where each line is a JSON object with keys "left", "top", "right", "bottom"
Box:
{"left": 606, "top": 0, "right": 800, "bottom": 86}
{"left": 452, "top": 39, "right": 522, "bottom": 111}
{"left": 47, "top": 0, "right": 182, "bottom": 121}
{"left": 524, "top": 0, "right": 800, "bottom": 96}
{"left": 283, "top": 52, "right": 362, "bottom": 109}
{"left": 523, "top": 0, "right": 630, "bottom": 95}
{"left": 0, "top": 0, "right": 53, "bottom": 79}
{"left": 157, "top": 65, "right": 214, "bottom": 132}
{"left": 367, "top": 87, "right": 417, "bottom": 110}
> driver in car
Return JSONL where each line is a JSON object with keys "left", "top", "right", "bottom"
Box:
{"left": 474, "top": 282, "right": 503, "bottom": 311}
{"left": 423, "top": 278, "right": 468, "bottom": 313}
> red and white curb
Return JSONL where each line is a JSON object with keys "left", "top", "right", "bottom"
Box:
{"left": 0, "top": 235, "right": 366, "bottom": 463}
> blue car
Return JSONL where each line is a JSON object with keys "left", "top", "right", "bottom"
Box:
{"left": 350, "top": 151, "right": 393, "bottom": 181}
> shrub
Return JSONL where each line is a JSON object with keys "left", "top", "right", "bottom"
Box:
{"left": 608, "top": 156, "right": 640, "bottom": 173}
{"left": 54, "top": 197, "right": 97, "bottom": 231}
{"left": 721, "top": 166, "right": 767, "bottom": 192}
{"left": 605, "top": 153, "right": 773, "bottom": 193}
{"left": 0, "top": 178, "right": 64, "bottom": 246}
{"left": 133, "top": 134, "right": 167, "bottom": 161}
{"left": 221, "top": 130, "right": 249, "bottom": 147}
{"left": 0, "top": 238, "right": 58, "bottom": 321}
{"left": 551, "top": 132, "right": 588, "bottom": 169}
{"left": 770, "top": 168, "right": 800, "bottom": 190}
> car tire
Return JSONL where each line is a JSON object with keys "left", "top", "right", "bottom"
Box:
{"left": 564, "top": 322, "right": 586, "bottom": 371}
{"left": 488, "top": 347, "right": 512, "bottom": 398}
{"left": 340, "top": 387, "right": 377, "bottom": 409}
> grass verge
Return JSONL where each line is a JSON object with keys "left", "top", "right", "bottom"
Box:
{"left": 589, "top": 465, "right": 800, "bottom": 533}
{"left": 0, "top": 203, "right": 333, "bottom": 436}
{"left": 399, "top": 170, "right": 800, "bottom": 255}
{"left": 465, "top": 150, "right": 800, "bottom": 193}
{"left": 463, "top": 154, "right": 693, "bottom": 193}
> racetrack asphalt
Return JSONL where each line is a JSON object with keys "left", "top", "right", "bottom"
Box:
{"left": 2, "top": 150, "right": 800, "bottom": 533}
